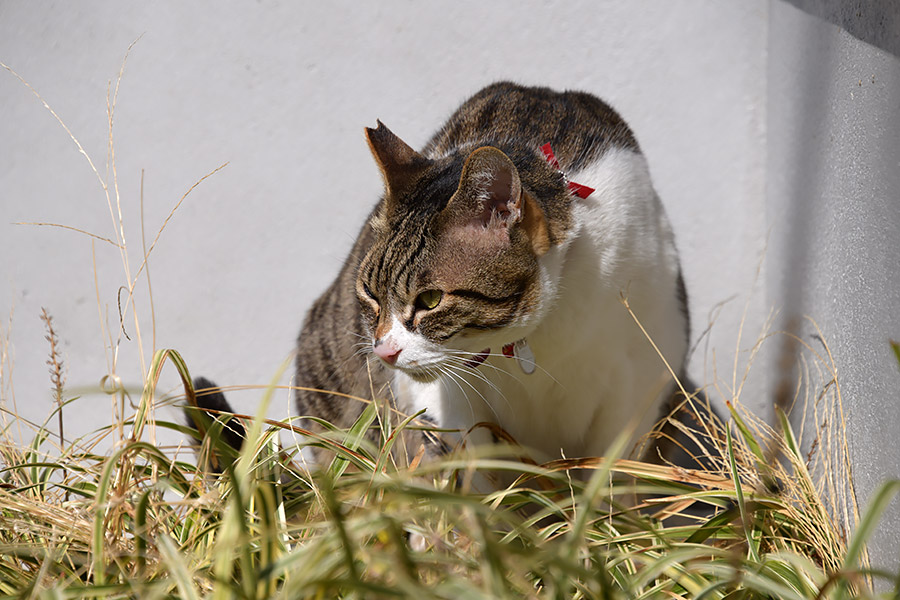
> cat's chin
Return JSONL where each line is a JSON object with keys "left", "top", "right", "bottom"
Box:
{"left": 397, "top": 367, "right": 441, "bottom": 384}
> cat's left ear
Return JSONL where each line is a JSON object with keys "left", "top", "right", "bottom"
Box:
{"left": 441, "top": 146, "right": 551, "bottom": 254}
{"left": 450, "top": 146, "right": 523, "bottom": 229}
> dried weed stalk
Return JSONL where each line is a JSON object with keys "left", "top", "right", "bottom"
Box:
{"left": 40, "top": 307, "right": 65, "bottom": 447}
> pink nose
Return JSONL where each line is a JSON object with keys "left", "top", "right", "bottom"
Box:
{"left": 373, "top": 338, "right": 401, "bottom": 365}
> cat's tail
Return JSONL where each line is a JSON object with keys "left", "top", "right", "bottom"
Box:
{"left": 184, "top": 377, "right": 246, "bottom": 471}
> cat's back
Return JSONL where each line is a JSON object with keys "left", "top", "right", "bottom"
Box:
{"left": 423, "top": 82, "right": 639, "bottom": 170}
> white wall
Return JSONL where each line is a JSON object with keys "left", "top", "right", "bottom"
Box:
{"left": 1, "top": 0, "right": 896, "bottom": 564}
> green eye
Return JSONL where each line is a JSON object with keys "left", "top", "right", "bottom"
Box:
{"left": 415, "top": 289, "right": 443, "bottom": 310}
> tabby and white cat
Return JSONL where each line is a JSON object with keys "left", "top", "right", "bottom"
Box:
{"left": 284, "top": 82, "right": 691, "bottom": 466}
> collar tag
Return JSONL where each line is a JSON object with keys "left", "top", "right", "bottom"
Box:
{"left": 514, "top": 339, "right": 536, "bottom": 374}
{"left": 502, "top": 338, "right": 536, "bottom": 375}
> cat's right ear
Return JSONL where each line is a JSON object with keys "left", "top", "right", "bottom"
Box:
{"left": 365, "top": 121, "right": 428, "bottom": 201}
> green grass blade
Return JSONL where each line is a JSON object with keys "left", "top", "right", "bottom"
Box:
{"left": 374, "top": 407, "right": 426, "bottom": 475}
{"left": 776, "top": 405, "right": 802, "bottom": 462}
{"left": 134, "top": 489, "right": 152, "bottom": 577}
{"left": 157, "top": 534, "right": 200, "bottom": 600}
{"left": 132, "top": 348, "right": 193, "bottom": 443}
{"left": 726, "top": 402, "right": 765, "bottom": 465}
{"left": 328, "top": 401, "right": 378, "bottom": 480}
{"left": 727, "top": 427, "right": 760, "bottom": 563}
{"left": 841, "top": 479, "right": 900, "bottom": 577}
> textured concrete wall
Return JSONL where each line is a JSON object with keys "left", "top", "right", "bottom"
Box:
{"left": 1, "top": 0, "right": 897, "bottom": 565}
{"left": 768, "top": 0, "right": 900, "bottom": 573}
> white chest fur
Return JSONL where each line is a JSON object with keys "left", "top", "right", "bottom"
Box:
{"left": 396, "top": 148, "right": 688, "bottom": 462}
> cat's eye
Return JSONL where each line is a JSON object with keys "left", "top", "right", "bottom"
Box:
{"left": 360, "top": 282, "right": 380, "bottom": 314}
{"left": 362, "top": 282, "right": 377, "bottom": 302}
{"left": 415, "top": 289, "right": 443, "bottom": 311}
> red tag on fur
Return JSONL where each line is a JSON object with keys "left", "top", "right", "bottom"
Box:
{"left": 540, "top": 143, "right": 560, "bottom": 169}
{"left": 567, "top": 181, "right": 595, "bottom": 198}
{"left": 541, "top": 143, "right": 595, "bottom": 199}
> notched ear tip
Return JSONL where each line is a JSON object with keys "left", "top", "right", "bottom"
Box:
{"left": 364, "top": 120, "right": 386, "bottom": 146}
{"left": 364, "top": 120, "right": 419, "bottom": 164}
{"left": 365, "top": 120, "right": 428, "bottom": 202}
{"left": 364, "top": 119, "right": 385, "bottom": 136}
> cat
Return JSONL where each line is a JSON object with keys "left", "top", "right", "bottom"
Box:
{"left": 190, "top": 82, "right": 703, "bottom": 473}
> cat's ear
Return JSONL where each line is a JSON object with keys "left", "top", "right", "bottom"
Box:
{"left": 452, "top": 146, "right": 523, "bottom": 229}
{"left": 441, "top": 146, "right": 551, "bottom": 254}
{"left": 365, "top": 121, "right": 427, "bottom": 198}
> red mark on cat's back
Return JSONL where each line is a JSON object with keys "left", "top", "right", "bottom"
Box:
{"left": 540, "top": 143, "right": 595, "bottom": 199}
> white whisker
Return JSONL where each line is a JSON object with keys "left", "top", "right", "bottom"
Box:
{"left": 440, "top": 361, "right": 503, "bottom": 424}
{"left": 443, "top": 355, "right": 511, "bottom": 400}
{"left": 447, "top": 347, "right": 562, "bottom": 387}
{"left": 435, "top": 365, "right": 477, "bottom": 424}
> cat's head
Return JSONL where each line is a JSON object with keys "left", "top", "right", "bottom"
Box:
{"left": 355, "top": 122, "right": 570, "bottom": 382}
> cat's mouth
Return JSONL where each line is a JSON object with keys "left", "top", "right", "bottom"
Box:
{"left": 377, "top": 355, "right": 441, "bottom": 382}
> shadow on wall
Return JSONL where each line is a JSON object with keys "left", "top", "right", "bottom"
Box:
{"left": 769, "top": 3, "right": 838, "bottom": 421}
{"left": 784, "top": 0, "right": 900, "bottom": 58}
{"left": 771, "top": 0, "right": 900, "bottom": 440}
